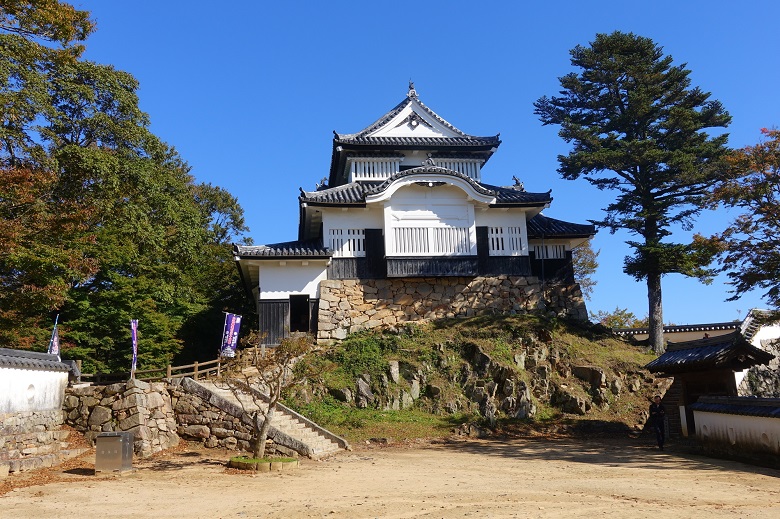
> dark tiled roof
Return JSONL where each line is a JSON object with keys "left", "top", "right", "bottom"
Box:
{"left": 334, "top": 135, "right": 501, "bottom": 147}
{"left": 301, "top": 167, "right": 551, "bottom": 207}
{"left": 364, "top": 167, "right": 495, "bottom": 196}
{"left": 300, "top": 182, "right": 371, "bottom": 205}
{"left": 0, "top": 347, "right": 70, "bottom": 372}
{"left": 645, "top": 332, "right": 774, "bottom": 374}
{"left": 614, "top": 322, "right": 740, "bottom": 337}
{"left": 234, "top": 240, "right": 330, "bottom": 258}
{"left": 690, "top": 396, "right": 780, "bottom": 419}
{"left": 527, "top": 214, "right": 596, "bottom": 238}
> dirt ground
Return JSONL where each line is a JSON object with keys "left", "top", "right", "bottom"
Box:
{"left": 2, "top": 437, "right": 779, "bottom": 518}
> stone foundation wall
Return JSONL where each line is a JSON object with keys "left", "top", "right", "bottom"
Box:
{"left": 0, "top": 410, "right": 66, "bottom": 474}
{"left": 63, "top": 379, "right": 179, "bottom": 458}
{"left": 317, "top": 276, "right": 587, "bottom": 342}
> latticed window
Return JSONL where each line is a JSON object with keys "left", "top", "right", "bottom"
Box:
{"left": 328, "top": 229, "right": 365, "bottom": 257}
{"left": 392, "top": 226, "right": 470, "bottom": 255}
{"left": 533, "top": 244, "right": 566, "bottom": 259}
{"left": 488, "top": 226, "right": 523, "bottom": 256}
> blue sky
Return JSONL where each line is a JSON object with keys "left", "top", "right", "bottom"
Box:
{"left": 75, "top": 1, "right": 779, "bottom": 325}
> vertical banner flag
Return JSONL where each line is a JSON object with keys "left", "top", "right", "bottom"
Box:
{"left": 130, "top": 319, "right": 139, "bottom": 377}
{"left": 221, "top": 313, "right": 242, "bottom": 358}
{"left": 48, "top": 314, "right": 60, "bottom": 359}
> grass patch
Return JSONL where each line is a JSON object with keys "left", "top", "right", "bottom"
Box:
{"left": 286, "top": 395, "right": 476, "bottom": 442}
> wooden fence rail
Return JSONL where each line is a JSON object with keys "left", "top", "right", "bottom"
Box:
{"left": 77, "top": 347, "right": 264, "bottom": 384}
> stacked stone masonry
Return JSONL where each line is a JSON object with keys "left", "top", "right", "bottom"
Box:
{"left": 63, "top": 379, "right": 180, "bottom": 458}
{"left": 0, "top": 410, "right": 67, "bottom": 475}
{"left": 318, "top": 276, "right": 587, "bottom": 341}
{"left": 167, "top": 380, "right": 259, "bottom": 453}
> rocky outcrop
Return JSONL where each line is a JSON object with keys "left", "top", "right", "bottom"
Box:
{"left": 317, "top": 277, "right": 588, "bottom": 342}
{"left": 738, "top": 339, "right": 780, "bottom": 397}
{"left": 317, "top": 324, "right": 659, "bottom": 429}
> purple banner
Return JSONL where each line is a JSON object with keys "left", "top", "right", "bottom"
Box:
{"left": 130, "top": 319, "right": 139, "bottom": 374}
{"left": 221, "top": 313, "right": 242, "bottom": 358}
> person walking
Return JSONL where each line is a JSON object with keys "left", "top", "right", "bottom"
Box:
{"left": 649, "top": 395, "right": 666, "bottom": 450}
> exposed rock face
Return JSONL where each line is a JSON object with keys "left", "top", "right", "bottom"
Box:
{"left": 738, "top": 339, "right": 780, "bottom": 397}
{"left": 317, "top": 277, "right": 588, "bottom": 342}
{"left": 572, "top": 366, "right": 606, "bottom": 390}
{"left": 320, "top": 325, "right": 659, "bottom": 429}
{"left": 63, "top": 379, "right": 179, "bottom": 458}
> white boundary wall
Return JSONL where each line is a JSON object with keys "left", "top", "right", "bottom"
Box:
{"left": 0, "top": 367, "right": 68, "bottom": 414}
{"left": 695, "top": 410, "right": 780, "bottom": 455}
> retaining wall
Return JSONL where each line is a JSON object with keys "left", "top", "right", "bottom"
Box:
{"left": 317, "top": 276, "right": 587, "bottom": 341}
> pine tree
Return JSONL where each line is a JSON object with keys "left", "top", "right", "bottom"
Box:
{"left": 535, "top": 32, "right": 731, "bottom": 353}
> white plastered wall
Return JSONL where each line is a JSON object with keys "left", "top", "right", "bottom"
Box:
{"left": 695, "top": 410, "right": 780, "bottom": 454}
{"left": 321, "top": 206, "right": 384, "bottom": 245}
{"left": 0, "top": 367, "right": 68, "bottom": 413}
{"left": 474, "top": 208, "right": 530, "bottom": 255}
{"left": 383, "top": 184, "right": 476, "bottom": 256}
{"left": 257, "top": 261, "right": 329, "bottom": 300}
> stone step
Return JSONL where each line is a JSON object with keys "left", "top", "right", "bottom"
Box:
{"left": 191, "top": 379, "right": 348, "bottom": 458}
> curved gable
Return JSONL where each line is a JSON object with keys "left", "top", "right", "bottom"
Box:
{"left": 365, "top": 167, "right": 496, "bottom": 205}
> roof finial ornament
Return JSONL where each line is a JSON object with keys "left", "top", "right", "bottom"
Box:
{"left": 512, "top": 175, "right": 525, "bottom": 191}
{"left": 407, "top": 79, "right": 417, "bottom": 98}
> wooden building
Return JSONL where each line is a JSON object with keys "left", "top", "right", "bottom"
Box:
{"left": 235, "top": 84, "right": 595, "bottom": 345}
{"left": 646, "top": 333, "right": 774, "bottom": 437}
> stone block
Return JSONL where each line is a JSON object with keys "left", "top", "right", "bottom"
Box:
{"left": 394, "top": 294, "right": 414, "bottom": 305}
{"left": 181, "top": 425, "right": 210, "bottom": 438}
{"left": 88, "top": 406, "right": 113, "bottom": 426}
{"left": 146, "top": 392, "right": 166, "bottom": 409}
{"left": 119, "top": 413, "right": 145, "bottom": 431}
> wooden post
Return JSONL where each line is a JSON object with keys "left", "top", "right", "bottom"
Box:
{"left": 75, "top": 360, "right": 82, "bottom": 372}
{"left": 193, "top": 361, "right": 199, "bottom": 380}
{"left": 166, "top": 364, "right": 172, "bottom": 378}
{"left": 217, "top": 359, "right": 221, "bottom": 377}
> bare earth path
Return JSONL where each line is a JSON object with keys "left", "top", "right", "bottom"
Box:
{"left": 2, "top": 438, "right": 778, "bottom": 518}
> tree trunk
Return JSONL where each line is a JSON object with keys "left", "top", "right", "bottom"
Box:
{"left": 251, "top": 407, "right": 274, "bottom": 459}
{"left": 647, "top": 272, "right": 665, "bottom": 354}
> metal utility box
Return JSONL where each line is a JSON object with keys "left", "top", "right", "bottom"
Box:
{"left": 95, "top": 432, "right": 134, "bottom": 473}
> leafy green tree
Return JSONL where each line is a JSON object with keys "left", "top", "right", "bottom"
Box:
{"left": 572, "top": 239, "right": 599, "bottom": 300}
{"left": 0, "top": 165, "right": 96, "bottom": 347}
{"left": 590, "top": 307, "right": 648, "bottom": 329}
{"left": 710, "top": 129, "right": 780, "bottom": 316}
{"left": 535, "top": 31, "right": 731, "bottom": 353}
{"left": 0, "top": 1, "right": 251, "bottom": 371}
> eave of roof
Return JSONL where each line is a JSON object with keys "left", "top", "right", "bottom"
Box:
{"left": 0, "top": 347, "right": 70, "bottom": 372}
{"left": 234, "top": 240, "right": 331, "bottom": 259}
{"left": 689, "top": 396, "right": 780, "bottom": 419}
{"left": 526, "top": 213, "right": 596, "bottom": 238}
{"left": 333, "top": 135, "right": 501, "bottom": 148}
{"left": 614, "top": 322, "right": 740, "bottom": 336}
{"left": 301, "top": 167, "right": 552, "bottom": 207}
{"left": 645, "top": 333, "right": 774, "bottom": 374}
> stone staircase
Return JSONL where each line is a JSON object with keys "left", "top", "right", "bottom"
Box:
{"left": 185, "top": 378, "right": 349, "bottom": 459}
